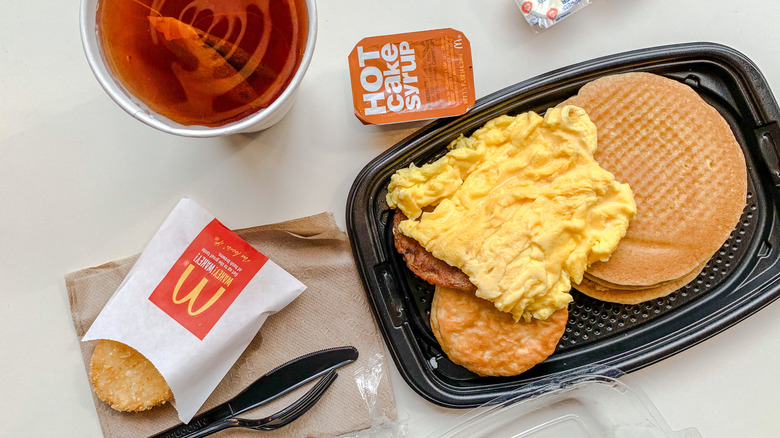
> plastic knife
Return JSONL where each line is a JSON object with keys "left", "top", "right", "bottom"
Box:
{"left": 150, "top": 346, "right": 358, "bottom": 438}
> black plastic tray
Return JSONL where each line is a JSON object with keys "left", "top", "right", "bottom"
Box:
{"left": 345, "top": 43, "right": 780, "bottom": 408}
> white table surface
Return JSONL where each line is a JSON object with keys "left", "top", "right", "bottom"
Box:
{"left": 2, "top": 0, "right": 779, "bottom": 436}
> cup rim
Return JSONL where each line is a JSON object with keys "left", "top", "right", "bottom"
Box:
{"left": 80, "top": 0, "right": 318, "bottom": 137}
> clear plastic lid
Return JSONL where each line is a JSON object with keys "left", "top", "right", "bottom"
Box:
{"left": 428, "top": 366, "right": 701, "bottom": 438}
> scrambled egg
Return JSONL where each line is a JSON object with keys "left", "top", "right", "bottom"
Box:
{"left": 387, "top": 106, "right": 636, "bottom": 322}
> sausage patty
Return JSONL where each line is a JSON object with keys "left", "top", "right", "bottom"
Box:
{"left": 392, "top": 209, "right": 476, "bottom": 292}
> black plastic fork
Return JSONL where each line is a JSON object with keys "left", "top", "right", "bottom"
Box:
{"left": 184, "top": 370, "right": 338, "bottom": 437}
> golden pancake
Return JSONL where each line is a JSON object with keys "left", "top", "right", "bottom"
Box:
{"left": 583, "top": 261, "right": 707, "bottom": 291}
{"left": 575, "top": 261, "right": 706, "bottom": 304}
{"left": 560, "top": 72, "right": 746, "bottom": 287}
{"left": 430, "top": 286, "right": 568, "bottom": 377}
{"left": 90, "top": 339, "right": 173, "bottom": 412}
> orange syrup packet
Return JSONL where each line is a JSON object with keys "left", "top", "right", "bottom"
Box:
{"left": 348, "top": 28, "right": 475, "bottom": 125}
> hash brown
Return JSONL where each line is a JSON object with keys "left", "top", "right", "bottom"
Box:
{"left": 89, "top": 339, "right": 173, "bottom": 412}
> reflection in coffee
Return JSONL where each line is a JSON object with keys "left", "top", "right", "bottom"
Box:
{"left": 97, "top": 0, "right": 308, "bottom": 127}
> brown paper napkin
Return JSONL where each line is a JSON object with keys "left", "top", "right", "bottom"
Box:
{"left": 67, "top": 212, "right": 397, "bottom": 438}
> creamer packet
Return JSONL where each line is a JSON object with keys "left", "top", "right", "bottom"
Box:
{"left": 82, "top": 198, "right": 306, "bottom": 423}
{"left": 348, "top": 28, "right": 475, "bottom": 125}
{"left": 516, "top": 0, "right": 591, "bottom": 30}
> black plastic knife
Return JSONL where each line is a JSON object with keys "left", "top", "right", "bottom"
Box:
{"left": 150, "top": 346, "right": 359, "bottom": 438}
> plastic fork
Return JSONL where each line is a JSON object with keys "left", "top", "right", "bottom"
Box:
{"left": 184, "top": 370, "right": 338, "bottom": 437}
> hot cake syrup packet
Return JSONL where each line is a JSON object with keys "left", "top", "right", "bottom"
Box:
{"left": 348, "top": 28, "right": 475, "bottom": 125}
{"left": 83, "top": 198, "right": 306, "bottom": 423}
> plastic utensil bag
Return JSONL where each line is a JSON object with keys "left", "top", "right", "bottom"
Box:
{"left": 339, "top": 353, "right": 409, "bottom": 437}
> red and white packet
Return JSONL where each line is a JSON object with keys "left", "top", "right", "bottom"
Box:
{"left": 83, "top": 198, "right": 306, "bottom": 423}
{"left": 516, "top": 0, "right": 591, "bottom": 30}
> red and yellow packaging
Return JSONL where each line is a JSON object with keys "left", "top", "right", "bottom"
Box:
{"left": 148, "top": 219, "right": 268, "bottom": 340}
{"left": 348, "top": 28, "right": 475, "bottom": 125}
{"left": 83, "top": 198, "right": 305, "bottom": 423}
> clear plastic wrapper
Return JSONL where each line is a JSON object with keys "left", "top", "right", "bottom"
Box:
{"left": 428, "top": 365, "right": 701, "bottom": 438}
{"left": 339, "top": 353, "right": 408, "bottom": 437}
{"left": 516, "top": 0, "right": 591, "bottom": 30}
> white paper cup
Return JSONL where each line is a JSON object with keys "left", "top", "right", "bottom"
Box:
{"left": 80, "top": 0, "right": 317, "bottom": 137}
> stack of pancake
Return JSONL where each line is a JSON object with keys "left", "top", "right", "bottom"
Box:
{"left": 390, "top": 72, "right": 747, "bottom": 377}
{"left": 561, "top": 73, "right": 747, "bottom": 304}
